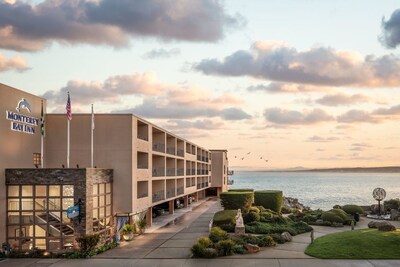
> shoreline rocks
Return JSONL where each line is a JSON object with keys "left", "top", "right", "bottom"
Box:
{"left": 283, "top": 197, "right": 309, "bottom": 211}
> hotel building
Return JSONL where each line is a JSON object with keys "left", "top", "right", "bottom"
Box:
{"left": 0, "top": 83, "right": 229, "bottom": 252}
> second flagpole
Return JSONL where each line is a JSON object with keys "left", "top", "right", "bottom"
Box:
{"left": 91, "top": 104, "right": 94, "bottom": 168}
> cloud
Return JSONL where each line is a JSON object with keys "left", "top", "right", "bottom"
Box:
{"left": 164, "top": 119, "right": 224, "bottom": 130}
{"left": 0, "top": 53, "right": 29, "bottom": 72}
{"left": 337, "top": 110, "right": 380, "bottom": 123}
{"left": 221, "top": 107, "right": 252, "bottom": 120}
{"left": 316, "top": 93, "right": 370, "bottom": 106}
{"left": 143, "top": 48, "right": 180, "bottom": 59}
{"left": 306, "top": 135, "right": 339, "bottom": 142}
{"left": 194, "top": 40, "right": 400, "bottom": 87}
{"left": 42, "top": 72, "right": 164, "bottom": 106}
{"left": 380, "top": 9, "right": 400, "bottom": 48}
{"left": 264, "top": 108, "right": 334, "bottom": 125}
{"left": 373, "top": 104, "right": 400, "bottom": 115}
{"left": 0, "top": 0, "right": 244, "bottom": 51}
{"left": 247, "top": 82, "right": 326, "bottom": 94}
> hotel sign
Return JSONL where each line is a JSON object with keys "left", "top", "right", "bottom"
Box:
{"left": 6, "top": 98, "right": 39, "bottom": 134}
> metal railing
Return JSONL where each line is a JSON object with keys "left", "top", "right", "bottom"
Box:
{"left": 152, "top": 143, "right": 165, "bottom": 153}
{"left": 152, "top": 190, "right": 165, "bottom": 203}
{"left": 138, "top": 192, "right": 148, "bottom": 198}
{"left": 166, "top": 147, "right": 176, "bottom": 155}
{"left": 152, "top": 167, "right": 165, "bottom": 177}
{"left": 137, "top": 135, "right": 148, "bottom": 141}
{"left": 166, "top": 189, "right": 176, "bottom": 199}
{"left": 197, "top": 184, "right": 201, "bottom": 189}
{"left": 228, "top": 179, "right": 234, "bottom": 185}
{"left": 228, "top": 170, "right": 234, "bottom": 176}
{"left": 177, "top": 187, "right": 184, "bottom": 195}
{"left": 191, "top": 169, "right": 196, "bottom": 175}
{"left": 137, "top": 164, "right": 148, "bottom": 169}
{"left": 177, "top": 168, "right": 184, "bottom": 176}
{"left": 167, "top": 168, "right": 176, "bottom": 176}
{"left": 177, "top": 149, "right": 184, "bottom": 157}
{"left": 186, "top": 169, "right": 191, "bottom": 175}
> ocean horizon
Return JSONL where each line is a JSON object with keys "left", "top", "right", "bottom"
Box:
{"left": 229, "top": 171, "right": 400, "bottom": 210}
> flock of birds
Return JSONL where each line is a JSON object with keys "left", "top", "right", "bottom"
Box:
{"left": 234, "top": 152, "right": 269, "bottom": 163}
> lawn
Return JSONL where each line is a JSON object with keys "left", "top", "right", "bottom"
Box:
{"left": 305, "top": 229, "right": 400, "bottom": 259}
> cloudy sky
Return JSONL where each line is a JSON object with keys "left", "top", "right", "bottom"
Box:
{"left": 1, "top": 0, "right": 400, "bottom": 169}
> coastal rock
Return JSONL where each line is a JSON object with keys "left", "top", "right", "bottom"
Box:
{"left": 283, "top": 197, "right": 309, "bottom": 212}
{"left": 368, "top": 221, "right": 392, "bottom": 229}
{"left": 281, "top": 232, "right": 292, "bottom": 242}
{"left": 246, "top": 243, "right": 260, "bottom": 253}
{"left": 378, "top": 223, "right": 396, "bottom": 232}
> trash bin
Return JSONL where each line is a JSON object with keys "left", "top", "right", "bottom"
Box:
{"left": 354, "top": 212, "right": 360, "bottom": 222}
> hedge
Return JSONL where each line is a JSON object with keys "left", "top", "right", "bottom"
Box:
{"left": 220, "top": 191, "right": 254, "bottom": 213}
{"left": 213, "top": 210, "right": 237, "bottom": 227}
{"left": 342, "top": 205, "right": 364, "bottom": 215}
{"left": 254, "top": 190, "right": 283, "bottom": 213}
{"left": 321, "top": 208, "right": 349, "bottom": 223}
{"left": 228, "top": 189, "right": 254, "bottom": 192}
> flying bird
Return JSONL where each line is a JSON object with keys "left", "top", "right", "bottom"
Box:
{"left": 246, "top": 152, "right": 251, "bottom": 155}
{"left": 241, "top": 157, "right": 245, "bottom": 160}
{"left": 234, "top": 156, "right": 237, "bottom": 158}
{"left": 265, "top": 159, "right": 268, "bottom": 162}
{"left": 260, "top": 156, "right": 263, "bottom": 159}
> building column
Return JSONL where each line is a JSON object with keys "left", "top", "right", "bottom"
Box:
{"left": 195, "top": 192, "right": 199, "bottom": 202}
{"left": 146, "top": 207, "right": 152, "bottom": 227}
{"left": 169, "top": 200, "right": 175, "bottom": 214}
{"left": 217, "top": 187, "right": 222, "bottom": 198}
{"left": 183, "top": 195, "right": 189, "bottom": 208}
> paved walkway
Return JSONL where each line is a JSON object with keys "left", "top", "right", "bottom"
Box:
{"left": 2, "top": 199, "right": 400, "bottom": 266}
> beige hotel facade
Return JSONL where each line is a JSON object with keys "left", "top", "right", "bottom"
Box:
{"left": 0, "top": 83, "right": 230, "bottom": 252}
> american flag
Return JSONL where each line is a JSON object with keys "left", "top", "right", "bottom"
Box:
{"left": 66, "top": 92, "right": 72, "bottom": 121}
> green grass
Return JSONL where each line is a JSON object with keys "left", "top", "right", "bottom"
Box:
{"left": 305, "top": 229, "right": 400, "bottom": 259}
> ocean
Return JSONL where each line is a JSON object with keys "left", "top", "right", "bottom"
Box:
{"left": 229, "top": 171, "right": 400, "bottom": 210}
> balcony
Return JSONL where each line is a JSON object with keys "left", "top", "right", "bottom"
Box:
{"left": 191, "top": 169, "right": 196, "bottom": 175}
{"left": 228, "top": 179, "right": 234, "bottom": 185}
{"left": 137, "top": 135, "right": 148, "bottom": 141}
{"left": 153, "top": 143, "right": 165, "bottom": 153}
{"left": 152, "top": 190, "right": 165, "bottom": 203}
{"left": 152, "top": 167, "right": 165, "bottom": 177}
{"left": 166, "top": 189, "right": 176, "bottom": 199}
{"left": 177, "top": 187, "right": 184, "bottom": 195}
{"left": 197, "top": 155, "right": 201, "bottom": 161}
{"left": 186, "top": 169, "right": 191, "bottom": 175}
{"left": 177, "top": 168, "right": 184, "bottom": 176}
{"left": 228, "top": 170, "right": 234, "bottom": 176}
{"left": 197, "top": 184, "right": 201, "bottom": 189}
{"left": 166, "top": 147, "right": 175, "bottom": 155}
{"left": 167, "top": 168, "right": 176, "bottom": 176}
{"left": 177, "top": 149, "right": 184, "bottom": 157}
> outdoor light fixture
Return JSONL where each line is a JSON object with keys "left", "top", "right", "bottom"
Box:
{"left": 33, "top": 153, "right": 41, "bottom": 168}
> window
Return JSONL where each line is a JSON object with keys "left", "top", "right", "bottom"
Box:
{"left": 92, "top": 183, "right": 112, "bottom": 237}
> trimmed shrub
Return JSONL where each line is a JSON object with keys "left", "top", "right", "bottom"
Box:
{"left": 213, "top": 210, "right": 237, "bottom": 227}
{"left": 216, "top": 239, "right": 235, "bottom": 256}
{"left": 209, "top": 227, "right": 228, "bottom": 243}
{"left": 228, "top": 189, "right": 254, "bottom": 192}
{"left": 220, "top": 191, "right": 254, "bottom": 213}
{"left": 76, "top": 234, "right": 100, "bottom": 254}
{"left": 268, "top": 233, "right": 287, "bottom": 244}
{"left": 203, "top": 248, "right": 218, "bottom": 258}
{"left": 254, "top": 190, "right": 283, "bottom": 213}
{"left": 384, "top": 198, "right": 400, "bottom": 210}
{"left": 249, "top": 206, "right": 260, "bottom": 214}
{"left": 342, "top": 205, "right": 364, "bottom": 215}
{"left": 197, "top": 237, "right": 212, "bottom": 248}
{"left": 191, "top": 243, "right": 206, "bottom": 258}
{"left": 258, "top": 235, "right": 276, "bottom": 247}
{"left": 244, "top": 211, "right": 260, "bottom": 223}
{"left": 233, "top": 244, "right": 247, "bottom": 254}
{"left": 191, "top": 240, "right": 218, "bottom": 258}
{"left": 333, "top": 205, "right": 342, "bottom": 209}
{"left": 321, "top": 211, "right": 344, "bottom": 223}
{"left": 245, "top": 221, "right": 312, "bottom": 235}
{"left": 330, "top": 208, "right": 348, "bottom": 220}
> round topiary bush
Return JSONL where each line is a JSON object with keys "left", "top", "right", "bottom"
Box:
{"left": 330, "top": 208, "right": 349, "bottom": 220}
{"left": 254, "top": 190, "right": 283, "bottom": 213}
{"left": 321, "top": 211, "right": 343, "bottom": 223}
{"left": 220, "top": 191, "right": 254, "bottom": 213}
{"left": 216, "top": 239, "right": 235, "bottom": 256}
{"left": 342, "top": 205, "right": 364, "bottom": 215}
{"left": 244, "top": 211, "right": 260, "bottom": 223}
{"left": 209, "top": 227, "right": 228, "bottom": 243}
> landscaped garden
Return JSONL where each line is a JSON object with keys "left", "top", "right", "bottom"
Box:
{"left": 305, "top": 229, "right": 400, "bottom": 259}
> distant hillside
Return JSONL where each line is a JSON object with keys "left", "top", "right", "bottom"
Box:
{"left": 295, "top": 166, "right": 400, "bottom": 173}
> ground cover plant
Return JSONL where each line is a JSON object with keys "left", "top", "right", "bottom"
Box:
{"left": 289, "top": 207, "right": 357, "bottom": 227}
{"left": 305, "top": 229, "right": 400, "bottom": 259}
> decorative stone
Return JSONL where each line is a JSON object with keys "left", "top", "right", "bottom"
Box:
{"left": 281, "top": 232, "right": 292, "bottom": 242}
{"left": 378, "top": 223, "right": 396, "bottom": 232}
{"left": 368, "top": 221, "right": 393, "bottom": 229}
{"left": 246, "top": 243, "right": 260, "bottom": 253}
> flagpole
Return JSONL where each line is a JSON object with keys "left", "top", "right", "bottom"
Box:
{"left": 91, "top": 104, "right": 94, "bottom": 168}
{"left": 40, "top": 100, "right": 44, "bottom": 168}
{"left": 67, "top": 119, "right": 70, "bottom": 168}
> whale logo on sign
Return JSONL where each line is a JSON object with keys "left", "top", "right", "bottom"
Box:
{"left": 16, "top": 98, "right": 31, "bottom": 113}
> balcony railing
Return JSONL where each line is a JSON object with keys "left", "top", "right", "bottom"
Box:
{"left": 177, "top": 168, "right": 184, "bottom": 176}
{"left": 152, "top": 167, "right": 165, "bottom": 177}
{"left": 197, "top": 155, "right": 201, "bottom": 161}
{"left": 166, "top": 189, "right": 176, "bottom": 199}
{"left": 137, "top": 164, "right": 148, "bottom": 169}
{"left": 228, "top": 170, "right": 234, "bottom": 176}
{"left": 152, "top": 190, "right": 165, "bottom": 203}
{"left": 138, "top": 192, "right": 148, "bottom": 198}
{"left": 137, "top": 135, "right": 148, "bottom": 141}
{"left": 166, "top": 147, "right": 176, "bottom": 155}
{"left": 197, "top": 184, "right": 201, "bottom": 189}
{"left": 228, "top": 179, "right": 234, "bottom": 185}
{"left": 177, "top": 187, "right": 184, "bottom": 195}
{"left": 177, "top": 149, "right": 184, "bottom": 157}
{"left": 167, "top": 168, "right": 176, "bottom": 176}
{"left": 152, "top": 143, "right": 165, "bottom": 153}
{"left": 191, "top": 169, "right": 196, "bottom": 175}
{"left": 186, "top": 169, "right": 191, "bottom": 175}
